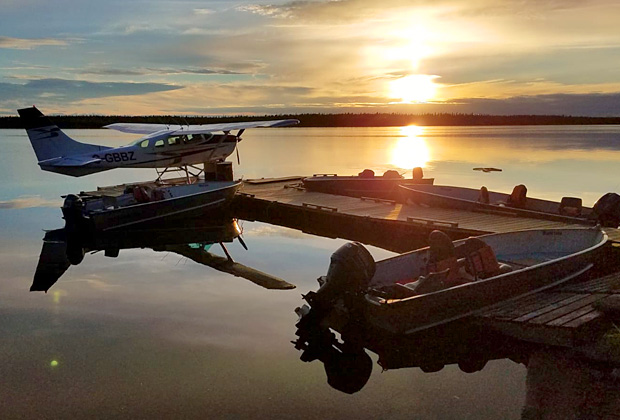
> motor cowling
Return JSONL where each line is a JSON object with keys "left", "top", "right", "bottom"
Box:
{"left": 592, "top": 192, "right": 620, "bottom": 227}
{"left": 61, "top": 194, "right": 86, "bottom": 265}
{"left": 61, "top": 194, "right": 84, "bottom": 224}
{"left": 308, "top": 242, "right": 376, "bottom": 310}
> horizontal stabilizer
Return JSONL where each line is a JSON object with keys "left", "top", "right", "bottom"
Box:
{"left": 40, "top": 156, "right": 102, "bottom": 166}
{"left": 32, "top": 229, "right": 70, "bottom": 292}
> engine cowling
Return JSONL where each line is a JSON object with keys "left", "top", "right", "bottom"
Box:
{"left": 308, "top": 242, "right": 376, "bottom": 310}
{"left": 593, "top": 192, "right": 620, "bottom": 227}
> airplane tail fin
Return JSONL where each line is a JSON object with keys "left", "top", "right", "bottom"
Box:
{"left": 18, "top": 106, "right": 103, "bottom": 162}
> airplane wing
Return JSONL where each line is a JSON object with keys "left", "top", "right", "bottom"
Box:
{"left": 104, "top": 119, "right": 300, "bottom": 135}
{"left": 163, "top": 244, "right": 297, "bottom": 290}
{"left": 103, "top": 123, "right": 172, "bottom": 134}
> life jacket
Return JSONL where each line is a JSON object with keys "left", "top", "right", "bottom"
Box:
{"left": 426, "top": 256, "right": 461, "bottom": 284}
{"left": 150, "top": 188, "right": 166, "bottom": 201}
{"left": 465, "top": 244, "right": 501, "bottom": 279}
{"left": 132, "top": 186, "right": 151, "bottom": 203}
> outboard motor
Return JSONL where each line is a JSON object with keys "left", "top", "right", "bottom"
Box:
{"left": 592, "top": 192, "right": 620, "bottom": 227}
{"left": 61, "top": 194, "right": 84, "bottom": 226}
{"left": 305, "top": 242, "right": 376, "bottom": 313}
{"left": 61, "top": 194, "right": 86, "bottom": 265}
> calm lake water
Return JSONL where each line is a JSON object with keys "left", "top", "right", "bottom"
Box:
{"left": 2, "top": 125, "right": 620, "bottom": 418}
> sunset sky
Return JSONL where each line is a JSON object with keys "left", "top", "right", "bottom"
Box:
{"left": 2, "top": 0, "right": 620, "bottom": 116}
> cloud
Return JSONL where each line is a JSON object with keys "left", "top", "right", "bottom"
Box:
{"left": 0, "top": 36, "right": 68, "bottom": 50}
{"left": 0, "top": 78, "right": 183, "bottom": 103}
{"left": 80, "top": 67, "right": 248, "bottom": 76}
{"left": 0, "top": 196, "right": 62, "bottom": 209}
{"left": 193, "top": 8, "right": 215, "bottom": 16}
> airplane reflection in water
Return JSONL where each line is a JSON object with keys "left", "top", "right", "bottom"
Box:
{"left": 33, "top": 216, "right": 295, "bottom": 293}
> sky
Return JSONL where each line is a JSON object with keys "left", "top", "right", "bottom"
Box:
{"left": 2, "top": 0, "right": 620, "bottom": 116}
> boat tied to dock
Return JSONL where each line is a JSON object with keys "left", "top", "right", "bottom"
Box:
{"left": 297, "top": 227, "right": 608, "bottom": 336}
{"left": 399, "top": 184, "right": 620, "bottom": 227}
{"left": 302, "top": 167, "right": 433, "bottom": 200}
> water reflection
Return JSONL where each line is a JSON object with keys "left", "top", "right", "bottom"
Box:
{"left": 294, "top": 308, "right": 620, "bottom": 419}
{"left": 33, "top": 217, "right": 294, "bottom": 292}
{"left": 391, "top": 126, "right": 431, "bottom": 169}
{"left": 294, "top": 302, "right": 530, "bottom": 394}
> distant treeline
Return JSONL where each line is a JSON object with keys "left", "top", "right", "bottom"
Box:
{"left": 2, "top": 113, "right": 620, "bottom": 128}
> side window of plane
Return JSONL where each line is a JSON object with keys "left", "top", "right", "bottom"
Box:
{"left": 140, "top": 140, "right": 149, "bottom": 148}
{"left": 168, "top": 137, "right": 179, "bottom": 146}
{"left": 154, "top": 140, "right": 164, "bottom": 147}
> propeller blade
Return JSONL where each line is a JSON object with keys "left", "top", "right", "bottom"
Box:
{"left": 238, "top": 235, "right": 248, "bottom": 250}
{"left": 235, "top": 137, "right": 240, "bottom": 165}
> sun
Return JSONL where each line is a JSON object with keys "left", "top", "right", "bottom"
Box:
{"left": 390, "top": 75, "right": 439, "bottom": 103}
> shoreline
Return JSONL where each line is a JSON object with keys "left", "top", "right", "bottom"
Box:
{"left": 2, "top": 113, "right": 620, "bottom": 129}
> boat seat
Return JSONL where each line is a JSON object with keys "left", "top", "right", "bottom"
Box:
{"left": 403, "top": 269, "right": 451, "bottom": 295}
{"left": 382, "top": 170, "right": 402, "bottom": 179}
{"left": 478, "top": 186, "right": 490, "bottom": 204}
{"left": 428, "top": 230, "right": 455, "bottom": 263}
{"left": 507, "top": 184, "right": 527, "bottom": 208}
{"left": 559, "top": 196, "right": 582, "bottom": 217}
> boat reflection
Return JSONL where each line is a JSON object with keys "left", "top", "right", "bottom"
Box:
{"left": 293, "top": 308, "right": 530, "bottom": 394}
{"left": 293, "top": 306, "right": 620, "bottom": 419}
{"left": 33, "top": 216, "right": 295, "bottom": 292}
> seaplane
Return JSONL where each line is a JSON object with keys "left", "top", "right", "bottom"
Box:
{"left": 18, "top": 106, "right": 299, "bottom": 179}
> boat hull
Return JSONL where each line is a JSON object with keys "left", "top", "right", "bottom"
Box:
{"left": 89, "top": 181, "right": 241, "bottom": 231}
{"left": 400, "top": 184, "right": 594, "bottom": 224}
{"left": 366, "top": 228, "right": 607, "bottom": 334}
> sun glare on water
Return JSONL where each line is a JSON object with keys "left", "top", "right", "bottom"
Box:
{"left": 391, "top": 125, "right": 430, "bottom": 169}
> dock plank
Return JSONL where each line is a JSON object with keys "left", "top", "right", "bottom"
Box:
{"left": 512, "top": 294, "right": 597, "bottom": 323}
{"left": 524, "top": 294, "right": 606, "bottom": 325}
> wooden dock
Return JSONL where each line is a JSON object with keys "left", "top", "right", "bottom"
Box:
{"left": 233, "top": 178, "right": 620, "bottom": 364}
{"left": 232, "top": 178, "right": 620, "bottom": 252}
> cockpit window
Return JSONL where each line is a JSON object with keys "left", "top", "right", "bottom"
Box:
{"left": 140, "top": 140, "right": 149, "bottom": 148}
{"left": 154, "top": 140, "right": 164, "bottom": 147}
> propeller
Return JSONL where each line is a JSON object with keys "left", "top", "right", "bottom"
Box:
{"left": 235, "top": 129, "right": 245, "bottom": 165}
{"left": 234, "top": 219, "right": 248, "bottom": 250}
